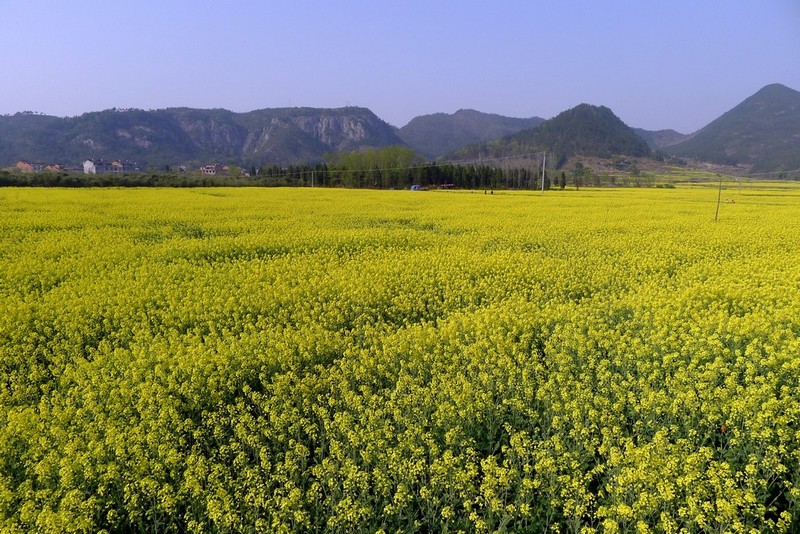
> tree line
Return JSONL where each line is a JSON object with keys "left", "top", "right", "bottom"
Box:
{"left": 1, "top": 146, "right": 668, "bottom": 189}
{"left": 1, "top": 159, "right": 544, "bottom": 193}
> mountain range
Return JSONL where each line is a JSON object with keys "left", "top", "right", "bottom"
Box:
{"left": 1, "top": 83, "right": 798, "bottom": 174}
{"left": 0, "top": 107, "right": 402, "bottom": 168}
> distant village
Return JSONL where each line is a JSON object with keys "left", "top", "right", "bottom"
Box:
{"left": 14, "top": 160, "right": 245, "bottom": 176}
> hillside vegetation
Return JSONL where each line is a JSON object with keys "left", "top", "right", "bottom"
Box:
{"left": 450, "top": 104, "right": 651, "bottom": 167}
{"left": 667, "top": 84, "right": 800, "bottom": 173}
{"left": 397, "top": 110, "right": 544, "bottom": 159}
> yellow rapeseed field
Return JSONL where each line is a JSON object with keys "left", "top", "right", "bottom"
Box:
{"left": 1, "top": 184, "right": 800, "bottom": 532}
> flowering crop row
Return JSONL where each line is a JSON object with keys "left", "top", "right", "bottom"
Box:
{"left": 1, "top": 185, "right": 800, "bottom": 532}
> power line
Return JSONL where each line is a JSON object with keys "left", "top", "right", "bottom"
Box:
{"left": 742, "top": 168, "right": 800, "bottom": 177}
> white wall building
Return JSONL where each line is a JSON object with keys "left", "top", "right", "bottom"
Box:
{"left": 83, "top": 160, "right": 138, "bottom": 174}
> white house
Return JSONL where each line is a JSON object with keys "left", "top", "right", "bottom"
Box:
{"left": 83, "top": 160, "right": 138, "bottom": 174}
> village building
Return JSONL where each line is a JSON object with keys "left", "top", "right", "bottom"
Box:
{"left": 83, "top": 159, "right": 139, "bottom": 174}
{"left": 16, "top": 161, "right": 54, "bottom": 172}
{"left": 199, "top": 164, "right": 230, "bottom": 175}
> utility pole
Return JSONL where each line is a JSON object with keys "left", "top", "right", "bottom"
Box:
{"left": 541, "top": 152, "right": 546, "bottom": 195}
{"left": 714, "top": 174, "right": 723, "bottom": 222}
{"left": 311, "top": 170, "right": 315, "bottom": 188}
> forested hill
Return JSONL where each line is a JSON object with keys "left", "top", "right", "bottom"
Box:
{"left": 666, "top": 83, "right": 800, "bottom": 173}
{"left": 0, "top": 107, "right": 403, "bottom": 168}
{"left": 448, "top": 104, "right": 651, "bottom": 167}
{"left": 397, "top": 109, "right": 544, "bottom": 159}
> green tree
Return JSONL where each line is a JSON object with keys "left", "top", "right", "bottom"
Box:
{"left": 572, "top": 161, "right": 587, "bottom": 190}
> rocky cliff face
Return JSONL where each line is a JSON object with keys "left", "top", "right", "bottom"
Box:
{"left": 255, "top": 109, "right": 400, "bottom": 153}
{"left": 312, "top": 115, "right": 367, "bottom": 148}
{"left": 179, "top": 118, "right": 247, "bottom": 152}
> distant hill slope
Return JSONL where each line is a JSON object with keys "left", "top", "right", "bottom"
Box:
{"left": 0, "top": 113, "right": 71, "bottom": 165}
{"left": 666, "top": 83, "right": 800, "bottom": 173}
{"left": 633, "top": 128, "right": 689, "bottom": 150}
{"left": 397, "top": 109, "right": 544, "bottom": 159}
{"left": 449, "top": 104, "right": 651, "bottom": 166}
{"left": 0, "top": 107, "right": 404, "bottom": 168}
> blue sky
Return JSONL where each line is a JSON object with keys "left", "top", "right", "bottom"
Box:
{"left": 1, "top": 1, "right": 797, "bottom": 133}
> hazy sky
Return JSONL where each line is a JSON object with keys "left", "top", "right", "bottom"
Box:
{"left": 2, "top": 1, "right": 798, "bottom": 133}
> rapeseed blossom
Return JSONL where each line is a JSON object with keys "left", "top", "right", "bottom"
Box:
{"left": 1, "top": 184, "right": 799, "bottom": 532}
